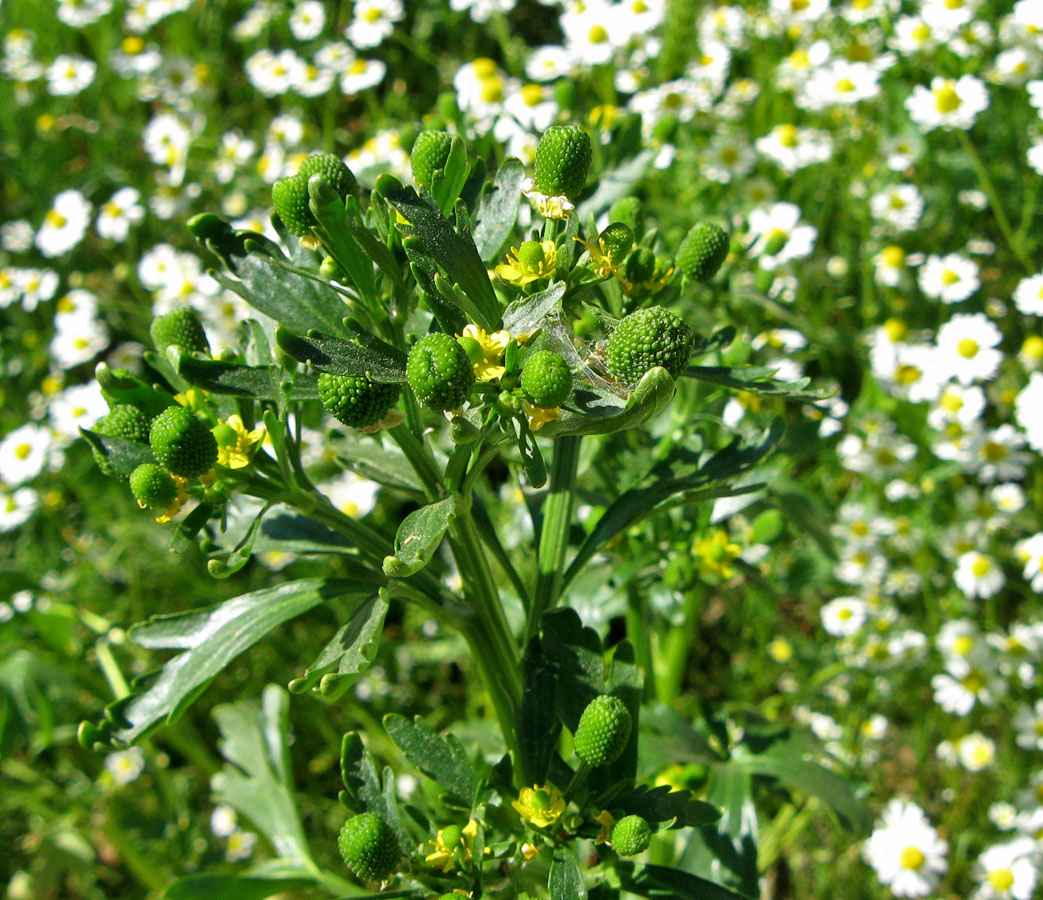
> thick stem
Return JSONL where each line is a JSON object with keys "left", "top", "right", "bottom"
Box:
{"left": 389, "top": 423, "right": 444, "bottom": 501}
{"left": 654, "top": 585, "right": 701, "bottom": 705}
{"left": 527, "top": 436, "right": 581, "bottom": 643}
{"left": 449, "top": 510, "right": 523, "bottom": 773}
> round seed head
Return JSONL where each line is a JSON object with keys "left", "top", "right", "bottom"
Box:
{"left": 298, "top": 152, "right": 359, "bottom": 200}
{"left": 676, "top": 222, "right": 729, "bottom": 283}
{"left": 604, "top": 306, "right": 694, "bottom": 382}
{"left": 149, "top": 405, "right": 218, "bottom": 478}
{"left": 411, "top": 130, "right": 455, "bottom": 188}
{"left": 272, "top": 174, "right": 314, "bottom": 235}
{"left": 520, "top": 350, "right": 572, "bottom": 408}
{"left": 337, "top": 812, "right": 399, "bottom": 882}
{"left": 611, "top": 815, "right": 652, "bottom": 856}
{"left": 534, "top": 124, "right": 592, "bottom": 201}
{"left": 318, "top": 373, "right": 400, "bottom": 429}
{"left": 574, "top": 694, "right": 631, "bottom": 767}
{"left": 129, "top": 463, "right": 179, "bottom": 510}
{"left": 150, "top": 307, "right": 210, "bottom": 355}
{"left": 406, "top": 333, "right": 475, "bottom": 410}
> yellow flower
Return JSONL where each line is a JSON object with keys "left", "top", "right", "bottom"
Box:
{"left": 214, "top": 415, "right": 266, "bottom": 469}
{"left": 574, "top": 236, "right": 632, "bottom": 292}
{"left": 495, "top": 240, "right": 557, "bottom": 286}
{"left": 524, "top": 401, "right": 562, "bottom": 432}
{"left": 693, "top": 529, "right": 742, "bottom": 580}
{"left": 173, "top": 388, "right": 204, "bottom": 411}
{"left": 154, "top": 475, "right": 191, "bottom": 524}
{"left": 423, "top": 819, "right": 484, "bottom": 872}
{"left": 513, "top": 784, "right": 566, "bottom": 828}
{"left": 594, "top": 810, "right": 615, "bottom": 845}
{"left": 458, "top": 323, "right": 511, "bottom": 382}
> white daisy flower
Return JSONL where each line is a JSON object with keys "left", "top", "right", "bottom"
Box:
{"left": 289, "top": 0, "right": 326, "bottom": 40}
{"left": 96, "top": 187, "right": 145, "bottom": 242}
{"left": 104, "top": 747, "right": 145, "bottom": 785}
{"left": 934, "top": 313, "right": 1003, "bottom": 385}
{"left": 1013, "top": 273, "right": 1043, "bottom": 316}
{"left": 974, "top": 838, "right": 1038, "bottom": 900}
{"left": 35, "top": 190, "right": 92, "bottom": 258}
{"left": 1015, "top": 372, "right": 1043, "bottom": 450}
{"left": 0, "top": 486, "right": 38, "bottom": 532}
{"left": 918, "top": 253, "right": 980, "bottom": 303}
{"left": 45, "top": 54, "right": 97, "bottom": 96}
{"left": 955, "top": 551, "right": 1005, "bottom": 599}
{"left": 821, "top": 596, "right": 870, "bottom": 637}
{"left": 0, "top": 424, "right": 52, "bottom": 486}
{"left": 956, "top": 731, "right": 996, "bottom": 771}
{"left": 906, "top": 75, "right": 989, "bottom": 131}
{"left": 863, "top": 799, "right": 948, "bottom": 897}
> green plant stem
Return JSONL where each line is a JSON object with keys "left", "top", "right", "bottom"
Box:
{"left": 449, "top": 510, "right": 523, "bottom": 774}
{"left": 654, "top": 585, "right": 701, "bottom": 705}
{"left": 389, "top": 423, "right": 444, "bottom": 500}
{"left": 957, "top": 130, "right": 1034, "bottom": 273}
{"left": 526, "top": 436, "right": 581, "bottom": 643}
{"left": 563, "top": 759, "right": 592, "bottom": 803}
{"left": 624, "top": 584, "right": 654, "bottom": 700}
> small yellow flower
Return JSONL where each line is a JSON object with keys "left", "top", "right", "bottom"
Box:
{"left": 693, "top": 529, "right": 742, "bottom": 580}
{"left": 574, "top": 236, "right": 632, "bottom": 292}
{"left": 214, "top": 415, "right": 266, "bottom": 469}
{"left": 594, "top": 809, "right": 616, "bottom": 845}
{"left": 524, "top": 401, "right": 562, "bottom": 432}
{"left": 495, "top": 240, "right": 557, "bottom": 286}
{"left": 154, "top": 475, "right": 191, "bottom": 524}
{"left": 424, "top": 819, "right": 485, "bottom": 872}
{"left": 513, "top": 784, "right": 566, "bottom": 828}
{"left": 458, "top": 323, "right": 511, "bottom": 382}
{"left": 173, "top": 388, "right": 204, "bottom": 411}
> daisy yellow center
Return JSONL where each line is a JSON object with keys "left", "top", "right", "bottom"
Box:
{"left": 348, "top": 58, "right": 367, "bottom": 75}
{"left": 895, "top": 364, "right": 922, "bottom": 385}
{"left": 940, "top": 391, "right": 963, "bottom": 413}
{"left": 1035, "top": 720, "right": 1043, "bottom": 736}
{"left": 45, "top": 210, "right": 68, "bottom": 229}
{"left": 791, "top": 0, "right": 809, "bottom": 11}
{"left": 362, "top": 6, "right": 382, "bottom": 22}
{"left": 521, "top": 83, "right": 543, "bottom": 106}
{"left": 912, "top": 23, "right": 932, "bottom": 42}
{"left": 721, "top": 146, "right": 739, "bottom": 163}
{"left": 835, "top": 77, "right": 856, "bottom": 93}
{"left": 103, "top": 201, "right": 122, "bottom": 218}
{"left": 934, "top": 83, "right": 961, "bottom": 113}
{"left": 874, "top": 448, "right": 896, "bottom": 465}
{"left": 480, "top": 78, "right": 504, "bottom": 103}
{"left": 14, "top": 442, "right": 32, "bottom": 460}
{"left": 956, "top": 338, "right": 978, "bottom": 358}
{"left": 899, "top": 846, "right": 925, "bottom": 870}
{"left": 971, "top": 557, "right": 991, "bottom": 576}
{"left": 767, "top": 227, "right": 789, "bottom": 244}
{"left": 983, "top": 441, "right": 1007, "bottom": 462}
{"left": 853, "top": 0, "right": 871, "bottom": 7}
{"left": 945, "top": 0, "right": 963, "bottom": 8}
{"left": 472, "top": 58, "right": 497, "bottom": 78}
{"left": 777, "top": 124, "right": 798, "bottom": 147}
{"left": 700, "top": 54, "right": 715, "bottom": 66}
{"left": 961, "top": 669, "right": 986, "bottom": 693}
{"left": 941, "top": 269, "right": 960, "bottom": 285}
{"left": 952, "top": 635, "right": 973, "bottom": 655}
{"left": 122, "top": 36, "right": 145, "bottom": 54}
{"left": 884, "top": 318, "right": 907, "bottom": 341}
{"left": 988, "top": 869, "right": 1014, "bottom": 891}
{"left": 588, "top": 24, "right": 609, "bottom": 43}
{"left": 837, "top": 607, "right": 853, "bottom": 620}
{"left": 1023, "top": 336, "right": 1043, "bottom": 360}
{"left": 851, "top": 520, "right": 869, "bottom": 536}
{"left": 971, "top": 743, "right": 992, "bottom": 765}
{"left": 74, "top": 337, "right": 89, "bottom": 350}
{"left": 889, "top": 194, "right": 907, "bottom": 209}
{"left": 632, "top": 0, "right": 648, "bottom": 11}
{"left": 790, "top": 49, "right": 810, "bottom": 68}
{"left": 881, "top": 248, "right": 905, "bottom": 269}
{"left": 663, "top": 91, "right": 682, "bottom": 109}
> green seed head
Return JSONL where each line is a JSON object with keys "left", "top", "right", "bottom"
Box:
{"left": 150, "top": 307, "right": 210, "bottom": 356}
{"left": 337, "top": 812, "right": 399, "bottom": 882}
{"left": 599, "top": 222, "right": 634, "bottom": 265}
{"left": 604, "top": 306, "right": 694, "bottom": 382}
{"left": 611, "top": 815, "right": 652, "bottom": 856}
{"left": 148, "top": 405, "right": 218, "bottom": 478}
{"left": 574, "top": 694, "right": 631, "bottom": 767}
{"left": 534, "top": 124, "right": 592, "bottom": 201}
{"left": 609, "top": 196, "right": 646, "bottom": 239}
{"left": 520, "top": 350, "right": 572, "bottom": 409}
{"left": 516, "top": 240, "right": 546, "bottom": 271}
{"left": 406, "top": 333, "right": 475, "bottom": 410}
{"left": 318, "top": 373, "right": 401, "bottom": 429}
{"left": 129, "top": 463, "right": 179, "bottom": 510}
{"left": 272, "top": 174, "right": 313, "bottom": 236}
{"left": 411, "top": 130, "right": 455, "bottom": 188}
{"left": 676, "top": 222, "right": 729, "bottom": 283}
{"left": 440, "top": 824, "right": 464, "bottom": 848}
{"left": 298, "top": 152, "right": 359, "bottom": 201}
{"left": 92, "top": 404, "right": 152, "bottom": 479}
{"left": 625, "top": 247, "right": 657, "bottom": 285}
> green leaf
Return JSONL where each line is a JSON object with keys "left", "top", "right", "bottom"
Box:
{"left": 94, "top": 362, "right": 175, "bottom": 418}
{"left": 690, "top": 326, "right": 736, "bottom": 359}
{"left": 164, "top": 874, "right": 317, "bottom": 900}
{"left": 502, "top": 282, "right": 566, "bottom": 337}
{"left": 78, "top": 579, "right": 356, "bottom": 748}
{"left": 473, "top": 157, "right": 526, "bottom": 264}
{"left": 274, "top": 325, "right": 407, "bottom": 383}
{"left": 201, "top": 229, "right": 351, "bottom": 337}
{"left": 212, "top": 685, "right": 313, "bottom": 864}
{"left": 408, "top": 250, "right": 469, "bottom": 336}
{"left": 516, "top": 643, "right": 560, "bottom": 786}
{"left": 430, "top": 135, "right": 470, "bottom": 216}
{"left": 731, "top": 731, "right": 872, "bottom": 833}
{"left": 542, "top": 366, "right": 676, "bottom": 438}
{"left": 562, "top": 422, "right": 783, "bottom": 591}
{"left": 382, "top": 495, "right": 457, "bottom": 577}
{"left": 288, "top": 592, "right": 389, "bottom": 698}
{"left": 576, "top": 149, "right": 657, "bottom": 219}
{"left": 308, "top": 176, "right": 377, "bottom": 306}
{"left": 177, "top": 356, "right": 319, "bottom": 401}
{"left": 611, "top": 784, "right": 721, "bottom": 829}
{"left": 549, "top": 850, "right": 588, "bottom": 900}
{"left": 382, "top": 713, "right": 478, "bottom": 804}
{"left": 515, "top": 418, "right": 547, "bottom": 489}
{"left": 79, "top": 428, "right": 155, "bottom": 478}
{"left": 684, "top": 365, "right": 834, "bottom": 400}
{"left": 340, "top": 732, "right": 384, "bottom": 814}
{"left": 377, "top": 175, "right": 500, "bottom": 331}
{"left": 615, "top": 862, "right": 753, "bottom": 900}
{"left": 207, "top": 501, "right": 275, "bottom": 579}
